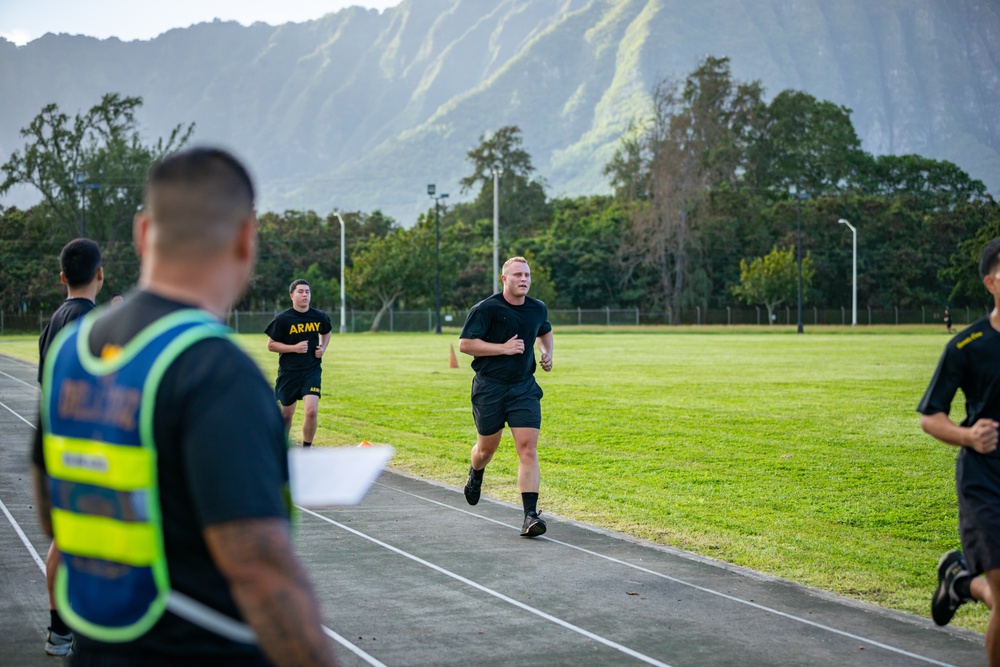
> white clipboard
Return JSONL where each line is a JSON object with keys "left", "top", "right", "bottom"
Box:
{"left": 288, "top": 445, "right": 394, "bottom": 507}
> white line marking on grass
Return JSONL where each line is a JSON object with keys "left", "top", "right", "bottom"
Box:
{"left": 0, "top": 369, "right": 40, "bottom": 391}
{"left": 299, "top": 506, "right": 675, "bottom": 667}
{"left": 0, "top": 497, "right": 46, "bottom": 574}
{"left": 375, "top": 482, "right": 960, "bottom": 667}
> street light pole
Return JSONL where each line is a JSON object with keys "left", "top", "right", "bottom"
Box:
{"left": 492, "top": 166, "right": 503, "bottom": 294}
{"left": 427, "top": 186, "right": 449, "bottom": 334}
{"left": 838, "top": 218, "right": 857, "bottom": 326}
{"left": 334, "top": 212, "right": 347, "bottom": 334}
{"left": 790, "top": 185, "right": 808, "bottom": 334}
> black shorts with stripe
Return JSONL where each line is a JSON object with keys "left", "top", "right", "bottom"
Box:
{"left": 471, "top": 374, "right": 542, "bottom": 436}
{"left": 274, "top": 367, "right": 323, "bottom": 406}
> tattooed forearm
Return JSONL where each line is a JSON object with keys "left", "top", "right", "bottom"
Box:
{"left": 205, "top": 518, "right": 339, "bottom": 667}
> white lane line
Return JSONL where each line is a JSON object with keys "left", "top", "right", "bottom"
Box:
{"left": 0, "top": 497, "right": 46, "bottom": 574}
{"left": 0, "top": 398, "right": 36, "bottom": 429}
{"left": 0, "top": 368, "right": 40, "bottom": 391}
{"left": 0, "top": 398, "right": 381, "bottom": 667}
{"left": 322, "top": 625, "right": 389, "bottom": 667}
{"left": 300, "top": 507, "right": 674, "bottom": 667}
{"left": 375, "top": 482, "right": 960, "bottom": 667}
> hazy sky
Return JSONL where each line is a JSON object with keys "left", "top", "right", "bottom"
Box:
{"left": 0, "top": 0, "right": 403, "bottom": 45}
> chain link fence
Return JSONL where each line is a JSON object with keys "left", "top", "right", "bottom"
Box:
{"left": 5, "top": 306, "right": 987, "bottom": 336}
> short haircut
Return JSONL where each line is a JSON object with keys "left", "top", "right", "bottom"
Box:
{"left": 143, "top": 147, "right": 255, "bottom": 259}
{"left": 502, "top": 256, "right": 529, "bottom": 274}
{"left": 59, "top": 238, "right": 102, "bottom": 288}
{"left": 980, "top": 237, "right": 1000, "bottom": 277}
{"left": 289, "top": 279, "right": 310, "bottom": 293}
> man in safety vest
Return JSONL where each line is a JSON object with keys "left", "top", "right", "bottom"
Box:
{"left": 31, "top": 148, "right": 339, "bottom": 666}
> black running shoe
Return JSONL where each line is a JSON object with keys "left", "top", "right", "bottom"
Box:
{"left": 932, "top": 549, "right": 971, "bottom": 626}
{"left": 464, "top": 466, "right": 483, "bottom": 505}
{"left": 520, "top": 511, "right": 546, "bottom": 538}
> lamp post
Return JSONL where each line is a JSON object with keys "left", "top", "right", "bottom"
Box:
{"left": 789, "top": 185, "right": 808, "bottom": 334}
{"left": 838, "top": 218, "right": 857, "bottom": 326}
{"left": 333, "top": 212, "right": 347, "bottom": 334}
{"left": 492, "top": 166, "right": 503, "bottom": 294}
{"left": 428, "top": 185, "right": 449, "bottom": 334}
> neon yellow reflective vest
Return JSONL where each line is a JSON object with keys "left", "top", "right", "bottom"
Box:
{"left": 42, "top": 308, "right": 243, "bottom": 643}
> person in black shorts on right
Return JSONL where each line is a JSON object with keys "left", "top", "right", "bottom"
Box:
{"left": 265, "top": 280, "right": 332, "bottom": 447}
{"left": 459, "top": 256, "right": 554, "bottom": 538}
{"left": 918, "top": 237, "right": 1000, "bottom": 667}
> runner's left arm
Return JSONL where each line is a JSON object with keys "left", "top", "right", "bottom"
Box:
{"left": 316, "top": 331, "right": 332, "bottom": 358}
{"left": 537, "top": 330, "right": 554, "bottom": 372}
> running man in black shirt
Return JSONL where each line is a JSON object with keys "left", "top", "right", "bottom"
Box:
{"left": 918, "top": 237, "right": 1000, "bottom": 667}
{"left": 459, "top": 256, "right": 554, "bottom": 537}
{"left": 265, "top": 280, "right": 333, "bottom": 447}
{"left": 36, "top": 238, "right": 104, "bottom": 656}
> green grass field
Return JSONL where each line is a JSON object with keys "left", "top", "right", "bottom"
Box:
{"left": 1, "top": 325, "right": 988, "bottom": 632}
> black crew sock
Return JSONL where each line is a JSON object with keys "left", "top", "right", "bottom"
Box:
{"left": 303, "top": 441, "right": 312, "bottom": 448}
{"left": 522, "top": 492, "right": 539, "bottom": 516}
{"left": 955, "top": 573, "right": 973, "bottom": 601}
{"left": 471, "top": 466, "right": 484, "bottom": 480}
{"left": 50, "top": 609, "right": 70, "bottom": 635}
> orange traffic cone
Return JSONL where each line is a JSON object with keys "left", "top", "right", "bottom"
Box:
{"left": 449, "top": 344, "right": 459, "bottom": 368}
{"left": 358, "top": 440, "right": 373, "bottom": 447}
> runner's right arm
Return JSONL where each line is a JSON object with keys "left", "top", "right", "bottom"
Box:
{"left": 920, "top": 412, "right": 999, "bottom": 454}
{"left": 266, "top": 337, "right": 308, "bottom": 354}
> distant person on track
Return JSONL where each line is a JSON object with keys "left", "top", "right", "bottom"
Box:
{"left": 459, "top": 256, "right": 554, "bottom": 538}
{"left": 265, "top": 280, "right": 333, "bottom": 448}
{"left": 31, "top": 148, "right": 339, "bottom": 667}
{"left": 944, "top": 307, "right": 953, "bottom": 334}
{"left": 919, "top": 237, "right": 1000, "bottom": 667}
{"left": 36, "top": 237, "right": 104, "bottom": 656}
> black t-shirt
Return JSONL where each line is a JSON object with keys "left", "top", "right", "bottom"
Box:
{"left": 460, "top": 293, "right": 552, "bottom": 383}
{"left": 264, "top": 307, "right": 332, "bottom": 373}
{"left": 38, "top": 297, "right": 95, "bottom": 383}
{"left": 918, "top": 316, "right": 1000, "bottom": 461}
{"left": 32, "top": 290, "right": 287, "bottom": 661}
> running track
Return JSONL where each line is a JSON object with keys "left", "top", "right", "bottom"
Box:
{"left": 0, "top": 352, "right": 984, "bottom": 666}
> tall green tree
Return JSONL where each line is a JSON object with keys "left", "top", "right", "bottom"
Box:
{"left": 459, "top": 125, "right": 549, "bottom": 241}
{"left": 347, "top": 225, "right": 431, "bottom": 332}
{"left": 607, "top": 56, "right": 764, "bottom": 311}
{"left": 731, "top": 245, "right": 814, "bottom": 323}
{"left": 748, "top": 90, "right": 865, "bottom": 196}
{"left": 0, "top": 94, "right": 193, "bottom": 240}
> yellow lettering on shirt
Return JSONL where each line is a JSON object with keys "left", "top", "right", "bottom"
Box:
{"left": 289, "top": 322, "right": 321, "bottom": 335}
{"left": 956, "top": 331, "right": 982, "bottom": 350}
{"left": 100, "top": 344, "right": 123, "bottom": 361}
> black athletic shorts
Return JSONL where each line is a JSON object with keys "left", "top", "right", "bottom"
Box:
{"left": 274, "top": 367, "right": 323, "bottom": 406}
{"left": 956, "top": 449, "right": 1000, "bottom": 575}
{"left": 471, "top": 375, "right": 543, "bottom": 436}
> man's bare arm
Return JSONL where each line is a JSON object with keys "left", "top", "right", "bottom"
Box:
{"left": 267, "top": 337, "right": 308, "bottom": 354}
{"left": 205, "top": 518, "right": 339, "bottom": 667}
{"left": 316, "top": 332, "right": 332, "bottom": 358}
{"left": 536, "top": 331, "right": 554, "bottom": 372}
{"left": 31, "top": 464, "right": 53, "bottom": 537}
{"left": 458, "top": 336, "right": 524, "bottom": 357}
{"left": 920, "top": 412, "right": 999, "bottom": 454}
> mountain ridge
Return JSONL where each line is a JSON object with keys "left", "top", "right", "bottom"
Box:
{"left": 1, "top": 0, "right": 997, "bottom": 223}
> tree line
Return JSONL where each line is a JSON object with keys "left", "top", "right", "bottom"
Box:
{"left": 3, "top": 58, "right": 998, "bottom": 328}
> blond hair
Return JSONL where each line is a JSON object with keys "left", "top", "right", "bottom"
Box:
{"left": 502, "top": 256, "right": 529, "bottom": 274}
